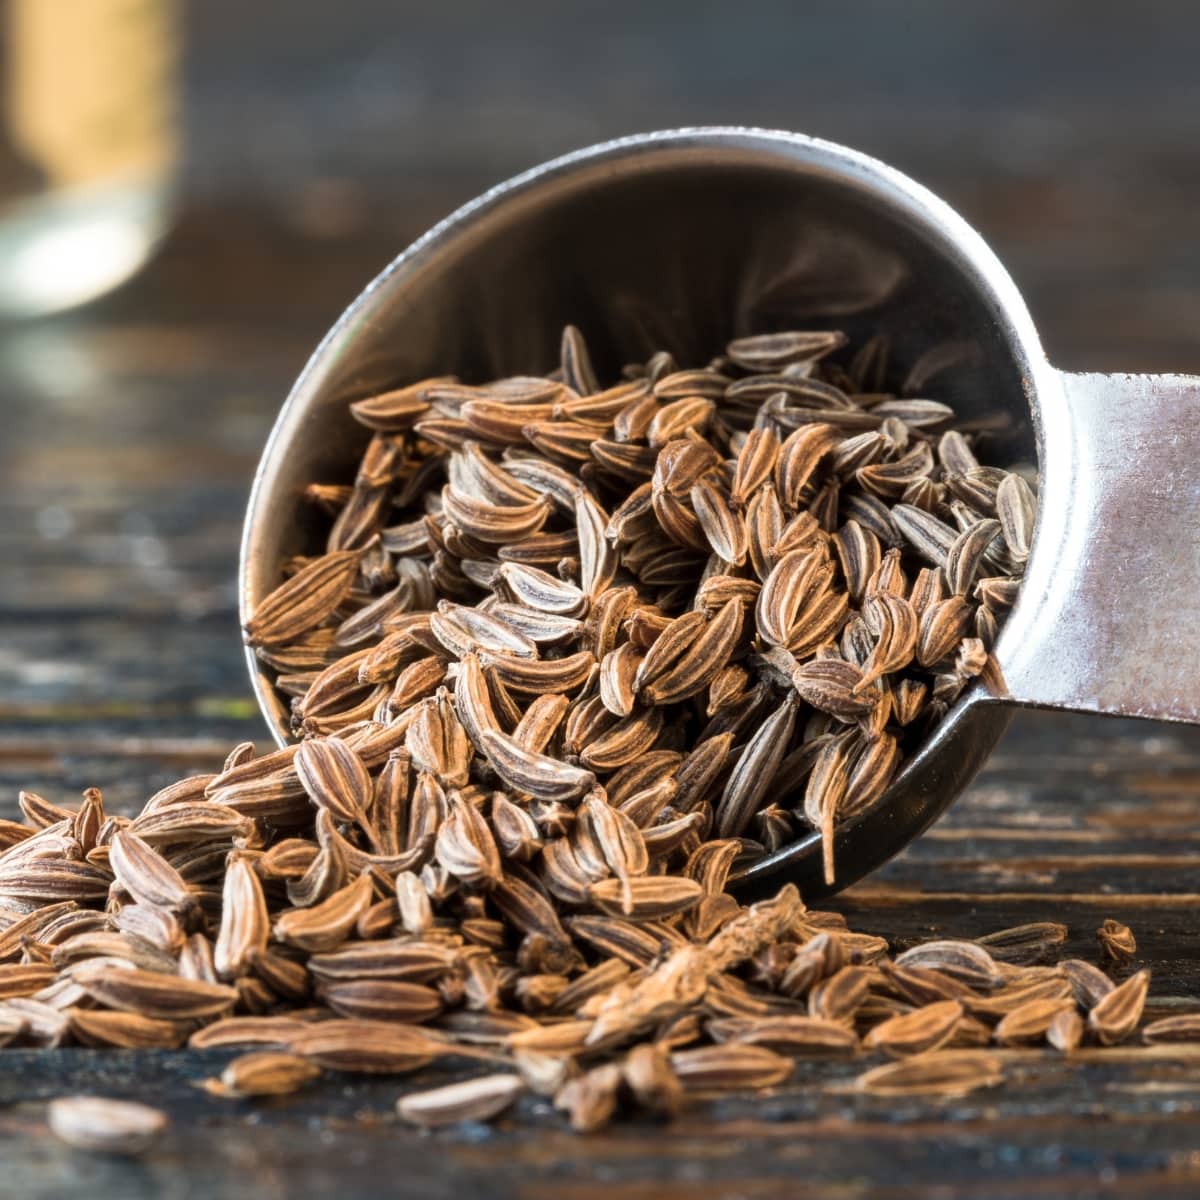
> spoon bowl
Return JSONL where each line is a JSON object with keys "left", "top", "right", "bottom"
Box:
{"left": 241, "top": 128, "right": 1200, "bottom": 897}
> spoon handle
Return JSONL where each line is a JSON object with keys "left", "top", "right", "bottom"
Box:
{"left": 1000, "top": 370, "right": 1200, "bottom": 724}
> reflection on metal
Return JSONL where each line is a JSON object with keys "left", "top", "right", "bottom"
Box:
{"left": 238, "top": 128, "right": 1199, "bottom": 899}
{"left": 1002, "top": 372, "right": 1200, "bottom": 724}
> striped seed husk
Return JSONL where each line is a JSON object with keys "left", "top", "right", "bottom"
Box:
{"left": 854, "top": 1050, "right": 1003, "bottom": 1098}
{"left": 1087, "top": 969, "right": 1149, "bottom": 1046}
{"left": 397, "top": 1072, "right": 526, "bottom": 1127}
{"left": 206, "top": 1051, "right": 322, "bottom": 1098}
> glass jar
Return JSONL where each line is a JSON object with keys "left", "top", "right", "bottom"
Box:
{"left": 0, "top": 0, "right": 179, "bottom": 317}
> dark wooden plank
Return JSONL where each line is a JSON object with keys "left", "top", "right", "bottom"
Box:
{"left": 7, "top": 1047, "right": 1200, "bottom": 1200}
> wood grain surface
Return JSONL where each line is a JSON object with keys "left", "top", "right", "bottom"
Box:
{"left": 2, "top": 7, "right": 1200, "bottom": 1196}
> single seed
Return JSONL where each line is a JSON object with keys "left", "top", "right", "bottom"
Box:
{"left": 48, "top": 1096, "right": 168, "bottom": 1156}
{"left": 205, "top": 1051, "right": 322, "bottom": 1098}
{"left": 397, "top": 1073, "right": 526, "bottom": 1127}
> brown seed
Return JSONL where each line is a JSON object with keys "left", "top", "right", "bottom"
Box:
{"left": 843, "top": 734, "right": 901, "bottom": 822}
{"left": 273, "top": 873, "right": 375, "bottom": 953}
{"left": 481, "top": 649, "right": 595, "bottom": 695}
{"left": 507, "top": 1019, "right": 594, "bottom": 1056}
{"left": 554, "top": 1063, "right": 622, "bottom": 1132}
{"left": 295, "top": 736, "right": 373, "bottom": 825}
{"left": 245, "top": 549, "right": 362, "bottom": 645}
{"left": 728, "top": 329, "right": 846, "bottom": 370}
{"left": 512, "top": 693, "right": 570, "bottom": 755}
{"left": 994, "top": 997, "right": 1074, "bottom": 1045}
{"left": 891, "top": 504, "right": 956, "bottom": 569}
{"left": 731, "top": 427, "right": 780, "bottom": 506}
{"left": 755, "top": 547, "right": 828, "bottom": 647}
{"left": 320, "top": 979, "right": 443, "bottom": 1024}
{"left": 640, "top": 599, "right": 744, "bottom": 706}
{"left": 1047, "top": 1007, "right": 1084, "bottom": 1053}
{"left": 48, "top": 1096, "right": 168, "bottom": 1156}
{"left": 479, "top": 728, "right": 596, "bottom": 804}
{"left": 691, "top": 478, "right": 749, "bottom": 565}
{"left": 945, "top": 519, "right": 1001, "bottom": 596}
{"left": 131, "top": 802, "right": 252, "bottom": 846}
{"left": 669, "top": 1043, "right": 793, "bottom": 1092}
{"left": 746, "top": 484, "right": 786, "bottom": 580}
{"left": 893, "top": 941, "right": 1004, "bottom": 990}
{"left": 709, "top": 1015, "right": 858, "bottom": 1057}
{"left": 252, "top": 949, "right": 311, "bottom": 1003}
{"left": 3, "top": 997, "right": 68, "bottom": 1045}
{"left": 976, "top": 922, "right": 1069, "bottom": 966}
{"left": 73, "top": 963, "right": 239, "bottom": 1020}
{"left": 598, "top": 643, "right": 642, "bottom": 717}
{"left": 497, "top": 561, "right": 588, "bottom": 617}
{"left": 0, "top": 963, "right": 57, "bottom": 999}
{"left": 832, "top": 520, "right": 881, "bottom": 604}
{"left": 865, "top": 1000, "right": 962, "bottom": 1058}
{"left": 621, "top": 1042, "right": 683, "bottom": 1114}
{"left": 581, "top": 792, "right": 648, "bottom": 908}
{"left": 1141, "top": 1014, "right": 1200, "bottom": 1045}
{"left": 789, "top": 658, "right": 875, "bottom": 721}
{"left": 289, "top": 1019, "right": 443, "bottom": 1073}
{"left": 207, "top": 1051, "right": 322, "bottom": 1098}
{"left": 1096, "top": 919, "right": 1136, "bottom": 964}
{"left": 435, "top": 792, "right": 502, "bottom": 887}
{"left": 855, "top": 443, "right": 935, "bottom": 498}
{"left": 549, "top": 959, "right": 632, "bottom": 1018}
{"left": 855, "top": 1050, "right": 1003, "bottom": 1098}
{"left": 578, "top": 708, "right": 665, "bottom": 772}
{"left": 803, "top": 731, "right": 856, "bottom": 886}
{"left": 566, "top": 916, "right": 664, "bottom": 968}
{"left": 648, "top": 397, "right": 715, "bottom": 447}
{"left": 443, "top": 488, "right": 552, "bottom": 545}
{"left": 588, "top": 876, "right": 703, "bottom": 920}
{"left": 633, "top": 610, "right": 706, "bottom": 693}
{"left": 489, "top": 794, "right": 544, "bottom": 863}
{"left": 715, "top": 696, "right": 797, "bottom": 839}
{"left": 1087, "top": 969, "right": 1149, "bottom": 1045}
{"left": 916, "top": 596, "right": 974, "bottom": 668}
{"left": 856, "top": 593, "right": 918, "bottom": 689}
{"left": 431, "top": 605, "right": 536, "bottom": 661}
{"left": 18, "top": 791, "right": 73, "bottom": 827}
{"left": 0, "top": 858, "right": 112, "bottom": 903}
{"left": 188, "top": 1016, "right": 315, "bottom": 1050}
{"left": 560, "top": 325, "right": 598, "bottom": 394}
{"left": 1061, "top": 959, "right": 1115, "bottom": 1010}
{"left": 961, "top": 974, "right": 1074, "bottom": 1020}
{"left": 306, "top": 937, "right": 459, "bottom": 983}
{"left": 675, "top": 734, "right": 734, "bottom": 813}
{"left": 996, "top": 472, "right": 1036, "bottom": 562}
{"left": 214, "top": 853, "right": 270, "bottom": 980}
{"left": 349, "top": 380, "right": 446, "bottom": 431}
{"left": 808, "top": 965, "right": 874, "bottom": 1025}
{"left": 398, "top": 1073, "right": 526, "bottom": 1127}
{"left": 68, "top": 1009, "right": 188, "bottom": 1050}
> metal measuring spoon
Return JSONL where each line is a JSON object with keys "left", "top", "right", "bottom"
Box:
{"left": 240, "top": 128, "right": 1200, "bottom": 898}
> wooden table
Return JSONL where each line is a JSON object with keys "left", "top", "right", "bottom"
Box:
{"left": 2, "top": 107, "right": 1200, "bottom": 1200}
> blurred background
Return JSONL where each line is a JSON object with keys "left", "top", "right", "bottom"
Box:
{"left": 1, "top": 0, "right": 1198, "bottom": 797}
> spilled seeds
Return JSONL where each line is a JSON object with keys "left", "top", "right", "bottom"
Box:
{"left": 7, "top": 327, "right": 1170, "bottom": 1136}
{"left": 5, "top": 778, "right": 1162, "bottom": 1134}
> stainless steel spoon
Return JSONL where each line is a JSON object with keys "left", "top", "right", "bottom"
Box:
{"left": 240, "top": 127, "right": 1200, "bottom": 898}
